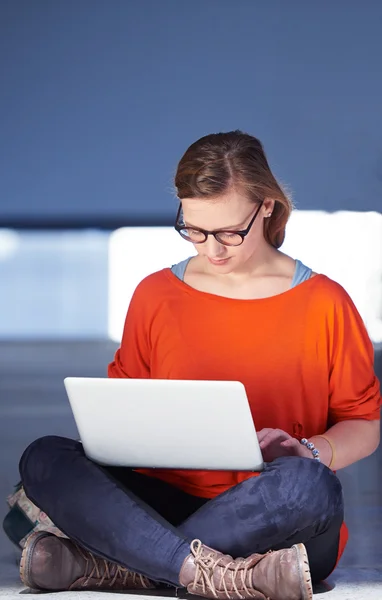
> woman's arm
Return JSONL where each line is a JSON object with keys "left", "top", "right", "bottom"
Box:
{"left": 321, "top": 281, "right": 381, "bottom": 468}
{"left": 258, "top": 419, "right": 380, "bottom": 468}
{"left": 311, "top": 419, "right": 380, "bottom": 469}
{"left": 108, "top": 279, "right": 152, "bottom": 379}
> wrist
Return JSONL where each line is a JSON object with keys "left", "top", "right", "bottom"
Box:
{"left": 310, "top": 435, "right": 335, "bottom": 469}
{"left": 300, "top": 438, "right": 321, "bottom": 462}
{"left": 298, "top": 444, "right": 316, "bottom": 460}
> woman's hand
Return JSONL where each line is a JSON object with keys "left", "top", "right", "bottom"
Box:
{"left": 257, "top": 428, "right": 312, "bottom": 463}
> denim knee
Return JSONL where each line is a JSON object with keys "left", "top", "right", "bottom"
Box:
{"left": 19, "top": 435, "right": 78, "bottom": 488}
{"left": 269, "top": 456, "right": 344, "bottom": 526}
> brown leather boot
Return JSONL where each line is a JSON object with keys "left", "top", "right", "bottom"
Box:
{"left": 179, "top": 539, "right": 313, "bottom": 600}
{"left": 20, "top": 531, "right": 156, "bottom": 591}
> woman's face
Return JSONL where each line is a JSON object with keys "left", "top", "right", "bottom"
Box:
{"left": 180, "top": 189, "right": 274, "bottom": 274}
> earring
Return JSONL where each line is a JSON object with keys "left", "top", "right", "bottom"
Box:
{"left": 266, "top": 213, "right": 272, "bottom": 218}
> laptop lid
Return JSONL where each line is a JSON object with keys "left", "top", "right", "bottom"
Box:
{"left": 64, "top": 377, "right": 264, "bottom": 471}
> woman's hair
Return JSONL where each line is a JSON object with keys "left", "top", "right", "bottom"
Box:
{"left": 174, "top": 130, "right": 292, "bottom": 248}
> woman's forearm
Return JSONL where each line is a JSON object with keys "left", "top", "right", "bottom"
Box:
{"left": 310, "top": 419, "right": 380, "bottom": 470}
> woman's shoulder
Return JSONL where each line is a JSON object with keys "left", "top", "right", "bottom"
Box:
{"left": 131, "top": 267, "right": 177, "bottom": 303}
{"left": 307, "top": 273, "right": 359, "bottom": 318}
{"left": 310, "top": 273, "right": 352, "bottom": 300}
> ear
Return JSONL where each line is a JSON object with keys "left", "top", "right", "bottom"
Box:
{"left": 262, "top": 198, "right": 275, "bottom": 217}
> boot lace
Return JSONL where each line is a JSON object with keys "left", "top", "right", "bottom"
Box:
{"left": 190, "top": 540, "right": 269, "bottom": 600}
{"left": 74, "top": 543, "right": 153, "bottom": 589}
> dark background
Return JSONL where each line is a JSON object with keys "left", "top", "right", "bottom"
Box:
{"left": 1, "top": 0, "right": 382, "bottom": 229}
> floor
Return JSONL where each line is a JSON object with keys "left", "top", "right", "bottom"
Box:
{"left": 0, "top": 341, "right": 381, "bottom": 599}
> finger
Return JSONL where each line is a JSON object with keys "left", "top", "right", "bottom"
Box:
{"left": 280, "top": 439, "right": 298, "bottom": 447}
{"left": 260, "top": 429, "right": 291, "bottom": 448}
{"left": 257, "top": 429, "right": 274, "bottom": 443}
{"left": 260, "top": 433, "right": 284, "bottom": 450}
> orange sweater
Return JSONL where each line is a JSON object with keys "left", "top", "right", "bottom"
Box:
{"left": 108, "top": 267, "right": 381, "bottom": 562}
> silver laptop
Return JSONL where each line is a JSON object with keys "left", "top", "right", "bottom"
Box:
{"left": 64, "top": 377, "right": 264, "bottom": 471}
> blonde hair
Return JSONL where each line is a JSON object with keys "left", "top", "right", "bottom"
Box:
{"left": 175, "top": 130, "right": 292, "bottom": 248}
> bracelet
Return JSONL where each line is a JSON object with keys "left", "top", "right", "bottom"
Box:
{"left": 314, "top": 434, "right": 336, "bottom": 470}
{"left": 300, "top": 438, "right": 321, "bottom": 462}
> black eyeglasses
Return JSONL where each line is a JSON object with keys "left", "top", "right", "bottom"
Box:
{"left": 174, "top": 202, "right": 264, "bottom": 247}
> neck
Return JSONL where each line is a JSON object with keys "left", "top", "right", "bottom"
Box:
{"left": 210, "top": 243, "right": 280, "bottom": 282}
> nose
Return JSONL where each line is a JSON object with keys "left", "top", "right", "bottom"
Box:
{"left": 202, "top": 235, "right": 227, "bottom": 257}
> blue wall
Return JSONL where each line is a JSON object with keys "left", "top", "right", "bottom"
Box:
{"left": 1, "top": 0, "right": 382, "bottom": 226}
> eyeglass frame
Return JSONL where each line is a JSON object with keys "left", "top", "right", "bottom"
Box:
{"left": 174, "top": 201, "right": 264, "bottom": 246}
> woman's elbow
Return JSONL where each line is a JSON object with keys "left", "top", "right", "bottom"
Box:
{"left": 367, "top": 420, "right": 380, "bottom": 456}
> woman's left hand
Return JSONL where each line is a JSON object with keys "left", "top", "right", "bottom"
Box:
{"left": 257, "top": 428, "right": 312, "bottom": 463}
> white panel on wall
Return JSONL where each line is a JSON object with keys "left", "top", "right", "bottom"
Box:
{"left": 0, "top": 230, "right": 109, "bottom": 338}
{"left": 282, "top": 211, "right": 382, "bottom": 344}
{"left": 108, "top": 228, "right": 195, "bottom": 342}
{"left": 108, "top": 212, "right": 382, "bottom": 344}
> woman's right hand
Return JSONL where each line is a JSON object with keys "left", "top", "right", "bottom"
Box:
{"left": 257, "top": 428, "right": 311, "bottom": 462}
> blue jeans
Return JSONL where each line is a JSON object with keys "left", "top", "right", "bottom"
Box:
{"left": 19, "top": 435, "right": 344, "bottom": 586}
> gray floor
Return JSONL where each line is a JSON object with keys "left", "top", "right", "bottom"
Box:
{"left": 0, "top": 341, "right": 381, "bottom": 598}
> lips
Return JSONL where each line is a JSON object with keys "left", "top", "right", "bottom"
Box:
{"left": 208, "top": 257, "right": 231, "bottom": 266}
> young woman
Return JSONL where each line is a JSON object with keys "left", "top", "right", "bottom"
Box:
{"left": 18, "top": 131, "right": 380, "bottom": 600}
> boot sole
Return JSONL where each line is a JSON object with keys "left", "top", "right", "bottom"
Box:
{"left": 293, "top": 543, "right": 313, "bottom": 600}
{"left": 20, "top": 531, "right": 53, "bottom": 590}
